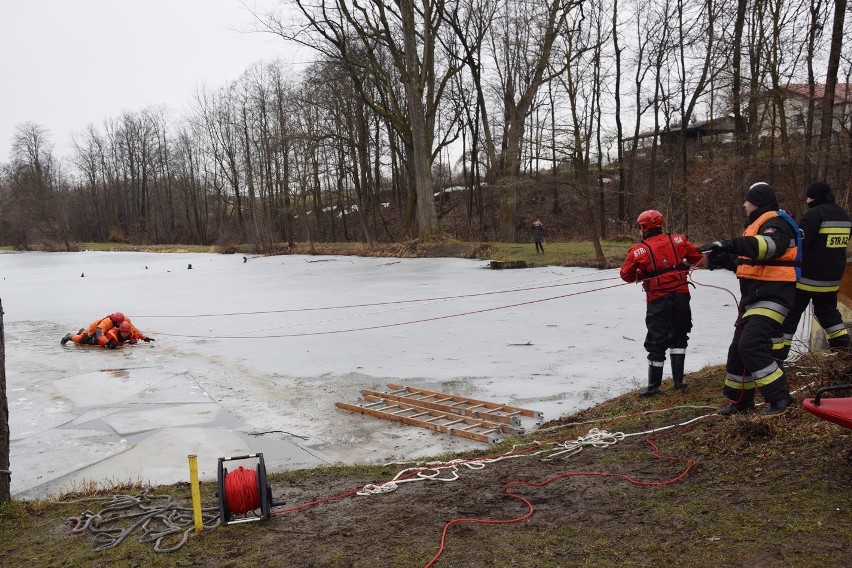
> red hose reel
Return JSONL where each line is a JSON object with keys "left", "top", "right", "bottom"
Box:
{"left": 217, "top": 453, "right": 273, "bottom": 526}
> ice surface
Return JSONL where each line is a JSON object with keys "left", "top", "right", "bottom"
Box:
{"left": 0, "top": 251, "right": 745, "bottom": 498}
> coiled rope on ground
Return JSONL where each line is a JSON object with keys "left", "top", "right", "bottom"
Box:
{"left": 67, "top": 489, "right": 220, "bottom": 552}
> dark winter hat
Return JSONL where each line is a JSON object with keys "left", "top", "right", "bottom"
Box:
{"left": 745, "top": 182, "right": 777, "bottom": 208}
{"left": 806, "top": 181, "right": 833, "bottom": 200}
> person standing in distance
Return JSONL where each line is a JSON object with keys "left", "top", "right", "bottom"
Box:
{"left": 777, "top": 181, "right": 851, "bottom": 359}
{"left": 532, "top": 219, "right": 545, "bottom": 254}
{"left": 700, "top": 182, "right": 798, "bottom": 416}
{"left": 620, "top": 210, "right": 702, "bottom": 396}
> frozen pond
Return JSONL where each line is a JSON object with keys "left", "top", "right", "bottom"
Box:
{"left": 0, "top": 251, "right": 743, "bottom": 498}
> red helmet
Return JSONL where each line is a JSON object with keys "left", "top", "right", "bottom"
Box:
{"left": 110, "top": 312, "right": 125, "bottom": 325}
{"left": 119, "top": 321, "right": 132, "bottom": 335}
{"left": 637, "top": 210, "right": 664, "bottom": 232}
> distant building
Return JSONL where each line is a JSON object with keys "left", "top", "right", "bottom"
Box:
{"left": 624, "top": 115, "right": 737, "bottom": 156}
{"left": 770, "top": 83, "right": 852, "bottom": 139}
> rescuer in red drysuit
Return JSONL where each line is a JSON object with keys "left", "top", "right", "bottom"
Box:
{"left": 620, "top": 209, "right": 703, "bottom": 396}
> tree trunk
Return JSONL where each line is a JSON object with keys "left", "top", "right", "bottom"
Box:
{"left": 0, "top": 299, "right": 10, "bottom": 502}
{"left": 817, "top": 0, "right": 847, "bottom": 179}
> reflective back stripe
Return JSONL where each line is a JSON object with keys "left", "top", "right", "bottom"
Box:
{"left": 820, "top": 220, "right": 852, "bottom": 229}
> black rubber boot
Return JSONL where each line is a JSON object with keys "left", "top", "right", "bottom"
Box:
{"left": 639, "top": 363, "right": 663, "bottom": 397}
{"left": 762, "top": 395, "right": 795, "bottom": 417}
{"left": 718, "top": 393, "right": 756, "bottom": 416}
{"left": 60, "top": 333, "right": 72, "bottom": 346}
{"left": 671, "top": 353, "right": 686, "bottom": 389}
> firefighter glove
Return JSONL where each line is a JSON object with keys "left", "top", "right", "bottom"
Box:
{"left": 699, "top": 239, "right": 734, "bottom": 253}
{"left": 706, "top": 250, "right": 738, "bottom": 272}
{"left": 105, "top": 341, "right": 118, "bottom": 349}
{"left": 143, "top": 337, "right": 155, "bottom": 342}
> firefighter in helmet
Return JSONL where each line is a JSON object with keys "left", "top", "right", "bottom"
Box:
{"left": 620, "top": 209, "right": 703, "bottom": 396}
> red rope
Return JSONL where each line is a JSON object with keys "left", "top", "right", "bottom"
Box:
{"left": 423, "top": 426, "right": 699, "bottom": 567}
{"left": 130, "top": 275, "right": 624, "bottom": 319}
{"left": 152, "top": 281, "right": 631, "bottom": 339}
{"left": 224, "top": 466, "right": 260, "bottom": 515}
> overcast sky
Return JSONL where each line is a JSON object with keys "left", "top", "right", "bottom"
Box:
{"left": 1, "top": 0, "right": 305, "bottom": 161}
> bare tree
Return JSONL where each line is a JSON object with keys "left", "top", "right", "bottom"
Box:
{"left": 4, "top": 123, "right": 70, "bottom": 249}
{"left": 817, "top": 0, "right": 848, "bottom": 178}
{"left": 258, "top": 0, "right": 464, "bottom": 240}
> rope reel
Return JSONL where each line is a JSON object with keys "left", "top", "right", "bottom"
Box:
{"left": 216, "top": 453, "right": 273, "bottom": 526}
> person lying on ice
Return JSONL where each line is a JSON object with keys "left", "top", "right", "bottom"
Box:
{"left": 103, "top": 320, "right": 153, "bottom": 348}
{"left": 61, "top": 312, "right": 153, "bottom": 346}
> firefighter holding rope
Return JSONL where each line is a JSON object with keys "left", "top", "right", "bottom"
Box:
{"left": 620, "top": 209, "right": 702, "bottom": 396}
{"left": 700, "top": 182, "right": 798, "bottom": 417}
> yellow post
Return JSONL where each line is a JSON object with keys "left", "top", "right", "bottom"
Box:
{"left": 188, "top": 454, "right": 204, "bottom": 533}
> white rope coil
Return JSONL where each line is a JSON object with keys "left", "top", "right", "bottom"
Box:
{"left": 358, "top": 428, "right": 625, "bottom": 496}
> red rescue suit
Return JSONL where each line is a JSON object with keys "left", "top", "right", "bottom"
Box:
{"left": 620, "top": 230, "right": 702, "bottom": 364}
{"left": 620, "top": 232, "right": 702, "bottom": 302}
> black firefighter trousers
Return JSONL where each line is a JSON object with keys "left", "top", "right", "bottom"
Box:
{"left": 644, "top": 292, "right": 692, "bottom": 363}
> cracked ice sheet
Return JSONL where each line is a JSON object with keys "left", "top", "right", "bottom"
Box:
{"left": 0, "top": 251, "right": 752, "bottom": 498}
{"left": 102, "top": 403, "right": 221, "bottom": 436}
{"left": 11, "top": 428, "right": 131, "bottom": 497}
{"left": 25, "top": 427, "right": 324, "bottom": 499}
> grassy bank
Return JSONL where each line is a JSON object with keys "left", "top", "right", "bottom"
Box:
{"left": 68, "top": 239, "right": 634, "bottom": 269}
{"left": 3, "top": 355, "right": 852, "bottom": 567}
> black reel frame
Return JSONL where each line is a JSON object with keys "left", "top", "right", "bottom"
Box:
{"left": 217, "top": 453, "right": 272, "bottom": 526}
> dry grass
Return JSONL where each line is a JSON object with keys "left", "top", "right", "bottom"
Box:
{"left": 3, "top": 357, "right": 852, "bottom": 567}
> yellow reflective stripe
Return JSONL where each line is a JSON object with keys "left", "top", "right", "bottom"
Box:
{"left": 826, "top": 328, "right": 849, "bottom": 340}
{"left": 819, "top": 227, "right": 851, "bottom": 234}
{"left": 725, "top": 377, "right": 756, "bottom": 389}
{"left": 754, "top": 367, "right": 783, "bottom": 387}
{"left": 742, "top": 307, "right": 786, "bottom": 323}
{"left": 796, "top": 282, "right": 840, "bottom": 293}
{"left": 755, "top": 235, "right": 769, "bottom": 260}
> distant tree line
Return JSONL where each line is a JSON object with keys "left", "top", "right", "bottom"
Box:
{"left": 0, "top": 0, "right": 850, "bottom": 267}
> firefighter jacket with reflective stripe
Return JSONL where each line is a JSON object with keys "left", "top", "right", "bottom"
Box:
{"left": 620, "top": 231, "right": 702, "bottom": 302}
{"left": 728, "top": 207, "right": 796, "bottom": 320}
{"left": 798, "top": 198, "right": 851, "bottom": 293}
{"left": 735, "top": 210, "right": 798, "bottom": 283}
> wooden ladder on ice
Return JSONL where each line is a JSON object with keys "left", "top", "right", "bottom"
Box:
{"left": 335, "top": 384, "right": 542, "bottom": 444}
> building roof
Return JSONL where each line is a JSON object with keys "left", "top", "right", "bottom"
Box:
{"left": 782, "top": 83, "right": 852, "bottom": 105}
{"left": 628, "top": 115, "right": 736, "bottom": 141}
